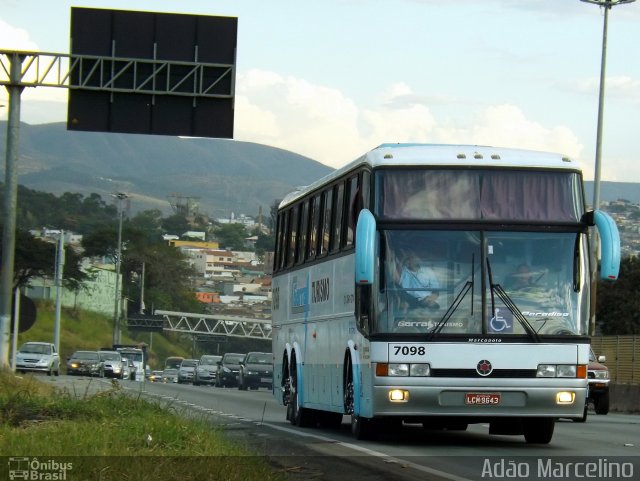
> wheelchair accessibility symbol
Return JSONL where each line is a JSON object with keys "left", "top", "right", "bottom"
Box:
{"left": 489, "top": 308, "right": 513, "bottom": 333}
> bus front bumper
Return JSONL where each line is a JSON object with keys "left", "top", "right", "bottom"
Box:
{"left": 372, "top": 384, "right": 587, "bottom": 418}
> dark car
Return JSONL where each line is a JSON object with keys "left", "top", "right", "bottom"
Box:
{"left": 194, "top": 355, "right": 222, "bottom": 386}
{"left": 215, "top": 353, "right": 245, "bottom": 387}
{"left": 66, "top": 350, "right": 104, "bottom": 377}
{"left": 238, "top": 352, "right": 273, "bottom": 391}
{"left": 587, "top": 348, "right": 610, "bottom": 415}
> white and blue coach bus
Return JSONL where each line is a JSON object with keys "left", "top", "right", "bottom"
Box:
{"left": 271, "top": 144, "right": 620, "bottom": 444}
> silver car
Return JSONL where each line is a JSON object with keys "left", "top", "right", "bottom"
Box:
{"left": 15, "top": 342, "right": 60, "bottom": 376}
{"left": 177, "top": 359, "right": 199, "bottom": 384}
{"left": 98, "top": 351, "right": 125, "bottom": 379}
{"left": 194, "top": 355, "right": 222, "bottom": 386}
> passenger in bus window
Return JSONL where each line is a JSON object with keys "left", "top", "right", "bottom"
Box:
{"left": 504, "top": 263, "right": 534, "bottom": 290}
{"left": 399, "top": 252, "right": 440, "bottom": 310}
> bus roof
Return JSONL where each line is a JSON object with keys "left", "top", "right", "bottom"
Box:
{"left": 280, "top": 143, "right": 577, "bottom": 208}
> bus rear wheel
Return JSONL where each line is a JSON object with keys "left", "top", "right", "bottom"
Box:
{"left": 523, "top": 418, "right": 554, "bottom": 444}
{"left": 288, "top": 368, "right": 313, "bottom": 427}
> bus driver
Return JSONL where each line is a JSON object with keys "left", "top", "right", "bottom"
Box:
{"left": 399, "top": 252, "right": 441, "bottom": 310}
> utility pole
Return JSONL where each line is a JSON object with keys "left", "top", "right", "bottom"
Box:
{"left": 580, "top": 0, "right": 636, "bottom": 210}
{"left": 580, "top": 0, "right": 636, "bottom": 335}
{"left": 53, "top": 230, "right": 65, "bottom": 353}
{"left": 112, "top": 193, "right": 128, "bottom": 346}
{"left": 0, "top": 53, "right": 24, "bottom": 368}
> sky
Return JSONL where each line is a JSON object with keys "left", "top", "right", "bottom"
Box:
{"left": 1, "top": 0, "right": 640, "bottom": 183}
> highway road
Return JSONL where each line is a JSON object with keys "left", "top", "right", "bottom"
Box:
{"left": 45, "top": 375, "right": 640, "bottom": 481}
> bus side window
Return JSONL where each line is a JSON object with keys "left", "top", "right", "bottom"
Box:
{"left": 279, "top": 210, "right": 290, "bottom": 271}
{"left": 331, "top": 183, "right": 345, "bottom": 253}
{"left": 287, "top": 205, "right": 299, "bottom": 268}
{"left": 297, "top": 200, "right": 309, "bottom": 264}
{"left": 320, "top": 189, "right": 333, "bottom": 256}
{"left": 274, "top": 213, "right": 283, "bottom": 271}
{"left": 345, "top": 174, "right": 360, "bottom": 248}
{"left": 308, "top": 194, "right": 321, "bottom": 260}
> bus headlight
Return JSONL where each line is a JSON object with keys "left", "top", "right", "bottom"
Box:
{"left": 537, "top": 364, "right": 584, "bottom": 378}
{"left": 556, "top": 391, "right": 575, "bottom": 404}
{"left": 388, "top": 389, "right": 410, "bottom": 402}
{"left": 388, "top": 364, "right": 409, "bottom": 376}
{"left": 556, "top": 365, "right": 577, "bottom": 378}
{"left": 377, "top": 363, "right": 431, "bottom": 377}
{"left": 536, "top": 364, "right": 556, "bottom": 377}
{"left": 410, "top": 364, "right": 431, "bottom": 377}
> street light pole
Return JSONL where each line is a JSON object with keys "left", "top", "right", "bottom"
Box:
{"left": 112, "top": 193, "right": 128, "bottom": 346}
{"left": 580, "top": 0, "right": 636, "bottom": 210}
{"left": 581, "top": 0, "right": 635, "bottom": 336}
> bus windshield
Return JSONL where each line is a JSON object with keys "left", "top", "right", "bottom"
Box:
{"left": 376, "top": 229, "right": 589, "bottom": 337}
{"left": 377, "top": 169, "right": 583, "bottom": 222}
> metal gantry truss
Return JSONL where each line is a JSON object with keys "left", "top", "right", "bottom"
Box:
{"left": 0, "top": 50, "right": 234, "bottom": 98}
{"left": 153, "top": 310, "right": 272, "bottom": 340}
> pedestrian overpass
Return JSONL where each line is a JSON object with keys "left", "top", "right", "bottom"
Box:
{"left": 127, "top": 310, "right": 272, "bottom": 340}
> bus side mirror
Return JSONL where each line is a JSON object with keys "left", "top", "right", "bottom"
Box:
{"left": 593, "top": 210, "right": 620, "bottom": 281}
{"left": 355, "top": 209, "right": 376, "bottom": 285}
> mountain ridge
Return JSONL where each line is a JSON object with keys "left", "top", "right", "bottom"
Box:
{"left": 1, "top": 121, "right": 333, "bottom": 219}
{"left": 2, "top": 122, "right": 638, "bottom": 219}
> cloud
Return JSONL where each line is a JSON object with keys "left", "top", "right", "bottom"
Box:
{"left": 1, "top": 63, "right": 593, "bottom": 178}
{"left": 0, "top": 19, "right": 39, "bottom": 50}
{"left": 236, "top": 70, "right": 584, "bottom": 172}
{"left": 565, "top": 75, "right": 640, "bottom": 104}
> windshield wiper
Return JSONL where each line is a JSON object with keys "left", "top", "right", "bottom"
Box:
{"left": 426, "top": 281, "right": 473, "bottom": 341}
{"left": 426, "top": 254, "right": 475, "bottom": 341}
{"left": 486, "top": 258, "right": 540, "bottom": 342}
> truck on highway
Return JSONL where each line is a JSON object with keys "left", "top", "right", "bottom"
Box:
{"left": 113, "top": 344, "right": 147, "bottom": 381}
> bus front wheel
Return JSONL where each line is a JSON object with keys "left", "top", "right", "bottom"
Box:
{"left": 523, "top": 418, "right": 555, "bottom": 444}
{"left": 351, "top": 415, "right": 375, "bottom": 440}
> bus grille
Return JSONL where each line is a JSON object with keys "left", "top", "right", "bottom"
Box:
{"left": 430, "top": 369, "right": 537, "bottom": 378}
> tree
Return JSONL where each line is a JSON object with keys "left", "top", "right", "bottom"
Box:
{"left": 596, "top": 257, "right": 640, "bottom": 335}
{"left": 161, "top": 214, "right": 191, "bottom": 236}
{"left": 0, "top": 227, "right": 88, "bottom": 291}
{"left": 214, "top": 223, "right": 249, "bottom": 250}
{"left": 81, "top": 221, "right": 201, "bottom": 313}
{"left": 253, "top": 229, "right": 275, "bottom": 258}
{"left": 269, "top": 199, "right": 281, "bottom": 231}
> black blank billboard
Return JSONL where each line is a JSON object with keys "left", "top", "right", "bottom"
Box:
{"left": 67, "top": 7, "right": 236, "bottom": 138}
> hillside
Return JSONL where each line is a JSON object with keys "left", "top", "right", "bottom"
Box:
{"left": 17, "top": 301, "right": 191, "bottom": 370}
{"left": 0, "top": 121, "right": 334, "bottom": 219}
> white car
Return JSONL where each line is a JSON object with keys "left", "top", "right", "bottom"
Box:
{"left": 15, "top": 341, "right": 60, "bottom": 376}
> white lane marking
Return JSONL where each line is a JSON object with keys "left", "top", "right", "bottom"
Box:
{"left": 120, "top": 385, "right": 471, "bottom": 480}
{"left": 261, "top": 422, "right": 474, "bottom": 481}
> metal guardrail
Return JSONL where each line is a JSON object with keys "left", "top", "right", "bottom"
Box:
{"left": 591, "top": 335, "right": 640, "bottom": 385}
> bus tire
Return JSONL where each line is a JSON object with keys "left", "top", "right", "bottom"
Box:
{"left": 523, "top": 418, "right": 554, "bottom": 444}
{"left": 351, "top": 415, "right": 375, "bottom": 440}
{"left": 290, "top": 366, "right": 313, "bottom": 427}
{"left": 573, "top": 404, "right": 588, "bottom": 423}
{"left": 594, "top": 392, "right": 610, "bottom": 415}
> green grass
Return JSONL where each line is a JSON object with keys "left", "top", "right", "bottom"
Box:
{"left": 0, "top": 371, "right": 283, "bottom": 480}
